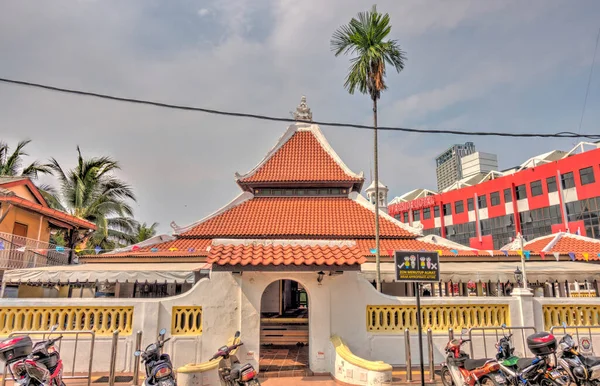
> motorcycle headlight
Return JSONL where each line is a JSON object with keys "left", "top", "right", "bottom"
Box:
{"left": 573, "top": 366, "right": 588, "bottom": 380}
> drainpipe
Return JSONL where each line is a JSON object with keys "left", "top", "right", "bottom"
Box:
{"left": 556, "top": 169, "right": 569, "bottom": 232}
{"left": 440, "top": 203, "right": 446, "bottom": 238}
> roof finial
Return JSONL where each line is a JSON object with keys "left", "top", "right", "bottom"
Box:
{"left": 293, "top": 95, "right": 312, "bottom": 122}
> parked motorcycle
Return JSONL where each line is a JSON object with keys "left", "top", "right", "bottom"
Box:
{"left": 557, "top": 332, "right": 600, "bottom": 386}
{"left": 441, "top": 328, "right": 508, "bottom": 386}
{"left": 0, "top": 325, "right": 65, "bottom": 386}
{"left": 134, "top": 328, "right": 176, "bottom": 386}
{"left": 495, "top": 327, "right": 569, "bottom": 386}
{"left": 211, "top": 331, "right": 260, "bottom": 386}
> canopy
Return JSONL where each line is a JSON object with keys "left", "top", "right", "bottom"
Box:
{"left": 362, "top": 261, "right": 600, "bottom": 283}
{"left": 3, "top": 263, "right": 212, "bottom": 284}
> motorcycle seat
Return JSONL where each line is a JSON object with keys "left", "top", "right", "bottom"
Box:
{"left": 584, "top": 356, "right": 600, "bottom": 367}
{"left": 464, "top": 358, "right": 492, "bottom": 371}
{"left": 517, "top": 358, "right": 534, "bottom": 371}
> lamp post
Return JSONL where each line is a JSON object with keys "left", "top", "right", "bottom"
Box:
{"left": 514, "top": 267, "right": 523, "bottom": 287}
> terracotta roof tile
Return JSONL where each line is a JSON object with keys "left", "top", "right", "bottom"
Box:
{"left": 355, "top": 239, "right": 522, "bottom": 257}
{"left": 238, "top": 131, "right": 362, "bottom": 184}
{"left": 524, "top": 233, "right": 600, "bottom": 261}
{"left": 180, "top": 197, "right": 415, "bottom": 238}
{"left": 207, "top": 240, "right": 365, "bottom": 266}
{"left": 524, "top": 235, "right": 555, "bottom": 252}
{"left": 89, "top": 239, "right": 211, "bottom": 258}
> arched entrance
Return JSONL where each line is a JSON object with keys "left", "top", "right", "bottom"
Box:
{"left": 259, "top": 279, "right": 310, "bottom": 376}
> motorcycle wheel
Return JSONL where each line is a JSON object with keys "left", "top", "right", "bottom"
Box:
{"left": 481, "top": 375, "right": 502, "bottom": 386}
{"left": 441, "top": 367, "right": 454, "bottom": 386}
{"left": 246, "top": 379, "right": 261, "bottom": 385}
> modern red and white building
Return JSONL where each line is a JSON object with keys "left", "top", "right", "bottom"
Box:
{"left": 388, "top": 142, "right": 600, "bottom": 250}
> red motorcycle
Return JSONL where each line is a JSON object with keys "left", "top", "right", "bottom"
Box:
{"left": 0, "top": 326, "right": 64, "bottom": 386}
{"left": 441, "top": 329, "right": 508, "bottom": 386}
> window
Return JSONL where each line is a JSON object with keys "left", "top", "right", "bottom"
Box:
{"left": 530, "top": 180, "right": 543, "bottom": 197}
{"left": 443, "top": 203, "right": 452, "bottom": 216}
{"left": 423, "top": 207, "right": 431, "bottom": 220}
{"left": 477, "top": 195, "right": 487, "bottom": 209}
{"left": 413, "top": 210, "right": 421, "bottom": 221}
{"left": 580, "top": 167, "right": 595, "bottom": 185}
{"left": 515, "top": 184, "right": 527, "bottom": 200}
{"left": 504, "top": 188, "right": 512, "bottom": 203}
{"left": 561, "top": 172, "right": 575, "bottom": 189}
{"left": 403, "top": 212, "right": 409, "bottom": 223}
{"left": 490, "top": 191, "right": 501, "bottom": 206}
{"left": 467, "top": 198, "right": 474, "bottom": 211}
{"left": 546, "top": 176, "right": 557, "bottom": 193}
{"left": 434, "top": 206, "right": 440, "bottom": 218}
{"left": 454, "top": 200, "right": 464, "bottom": 214}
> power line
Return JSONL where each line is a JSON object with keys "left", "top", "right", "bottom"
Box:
{"left": 1, "top": 76, "right": 600, "bottom": 140}
{"left": 577, "top": 27, "right": 600, "bottom": 134}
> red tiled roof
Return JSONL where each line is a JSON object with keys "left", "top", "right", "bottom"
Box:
{"left": 355, "top": 239, "right": 521, "bottom": 257}
{"left": 237, "top": 131, "right": 363, "bottom": 185}
{"left": 207, "top": 240, "right": 365, "bottom": 266}
{"left": 524, "top": 235, "right": 555, "bottom": 252}
{"left": 525, "top": 233, "right": 600, "bottom": 261}
{"left": 180, "top": 197, "right": 416, "bottom": 238}
{"left": 91, "top": 239, "right": 211, "bottom": 258}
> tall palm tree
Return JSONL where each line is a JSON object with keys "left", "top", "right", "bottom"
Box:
{"left": 332, "top": 5, "right": 406, "bottom": 292}
{"left": 0, "top": 140, "right": 53, "bottom": 178}
{"left": 47, "top": 146, "right": 138, "bottom": 257}
{"left": 135, "top": 222, "right": 158, "bottom": 243}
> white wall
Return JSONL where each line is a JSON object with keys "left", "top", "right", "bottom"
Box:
{"left": 260, "top": 280, "right": 280, "bottom": 314}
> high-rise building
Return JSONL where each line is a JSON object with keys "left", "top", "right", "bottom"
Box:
{"left": 460, "top": 152, "right": 499, "bottom": 180}
{"left": 435, "top": 142, "right": 476, "bottom": 191}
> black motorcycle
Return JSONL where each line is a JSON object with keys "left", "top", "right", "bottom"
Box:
{"left": 211, "top": 331, "right": 260, "bottom": 386}
{"left": 134, "top": 328, "right": 176, "bottom": 386}
{"left": 557, "top": 333, "right": 600, "bottom": 386}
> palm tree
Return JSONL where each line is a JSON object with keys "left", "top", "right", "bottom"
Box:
{"left": 332, "top": 5, "right": 406, "bottom": 292}
{"left": 46, "top": 146, "right": 138, "bottom": 258}
{"left": 135, "top": 222, "right": 158, "bottom": 243}
{"left": 0, "top": 140, "right": 52, "bottom": 178}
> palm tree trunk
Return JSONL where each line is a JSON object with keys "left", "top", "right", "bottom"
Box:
{"left": 373, "top": 97, "right": 381, "bottom": 292}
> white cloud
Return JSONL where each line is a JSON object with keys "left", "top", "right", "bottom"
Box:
{"left": 198, "top": 8, "right": 210, "bottom": 17}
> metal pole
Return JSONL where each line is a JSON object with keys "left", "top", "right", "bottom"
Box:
{"left": 405, "top": 328, "right": 412, "bottom": 382}
{"left": 427, "top": 328, "right": 435, "bottom": 381}
{"left": 415, "top": 282, "right": 425, "bottom": 386}
{"left": 519, "top": 233, "right": 527, "bottom": 288}
{"left": 133, "top": 331, "right": 143, "bottom": 386}
{"left": 448, "top": 328, "right": 454, "bottom": 341}
{"left": 88, "top": 332, "right": 95, "bottom": 386}
{"left": 108, "top": 330, "right": 119, "bottom": 386}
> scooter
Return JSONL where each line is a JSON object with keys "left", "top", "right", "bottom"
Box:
{"left": 211, "top": 331, "right": 260, "bottom": 386}
{"left": 0, "top": 325, "right": 65, "bottom": 386}
{"left": 441, "top": 328, "right": 508, "bottom": 386}
{"left": 557, "top": 331, "right": 600, "bottom": 386}
{"left": 134, "top": 328, "right": 176, "bottom": 386}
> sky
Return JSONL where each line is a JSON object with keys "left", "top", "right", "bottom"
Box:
{"left": 1, "top": 0, "right": 599, "bottom": 235}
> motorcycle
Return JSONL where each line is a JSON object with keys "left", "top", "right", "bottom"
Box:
{"left": 0, "top": 325, "right": 65, "bottom": 386}
{"left": 134, "top": 328, "right": 176, "bottom": 386}
{"left": 441, "top": 328, "right": 508, "bottom": 386}
{"left": 557, "top": 332, "right": 600, "bottom": 386}
{"left": 211, "top": 331, "right": 260, "bottom": 386}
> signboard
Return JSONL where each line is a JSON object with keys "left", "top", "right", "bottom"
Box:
{"left": 391, "top": 196, "right": 436, "bottom": 212}
{"left": 579, "top": 337, "right": 593, "bottom": 354}
{"left": 394, "top": 251, "right": 440, "bottom": 282}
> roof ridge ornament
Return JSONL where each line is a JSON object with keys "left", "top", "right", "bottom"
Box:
{"left": 293, "top": 95, "right": 312, "bottom": 122}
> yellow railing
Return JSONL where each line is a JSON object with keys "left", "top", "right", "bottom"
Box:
{"left": 0, "top": 307, "right": 133, "bottom": 336}
{"left": 570, "top": 292, "right": 597, "bottom": 298}
{"left": 543, "top": 305, "right": 600, "bottom": 330}
{"left": 172, "top": 306, "right": 202, "bottom": 335}
{"left": 367, "top": 304, "right": 509, "bottom": 332}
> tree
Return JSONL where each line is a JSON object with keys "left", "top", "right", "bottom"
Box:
{"left": 332, "top": 5, "right": 406, "bottom": 291}
{"left": 0, "top": 140, "right": 52, "bottom": 178}
{"left": 135, "top": 222, "right": 158, "bottom": 243}
{"left": 46, "top": 146, "right": 138, "bottom": 256}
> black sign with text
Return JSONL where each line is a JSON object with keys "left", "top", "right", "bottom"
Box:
{"left": 394, "top": 251, "right": 440, "bottom": 282}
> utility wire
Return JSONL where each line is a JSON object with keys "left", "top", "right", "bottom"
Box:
{"left": 577, "top": 27, "right": 600, "bottom": 134}
{"left": 1, "top": 76, "right": 600, "bottom": 140}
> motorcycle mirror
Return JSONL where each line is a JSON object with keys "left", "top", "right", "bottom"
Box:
{"left": 134, "top": 351, "right": 141, "bottom": 357}
{"left": 159, "top": 328, "right": 167, "bottom": 335}
{"left": 461, "top": 328, "right": 468, "bottom": 335}
{"left": 234, "top": 331, "right": 240, "bottom": 338}
{"left": 562, "top": 322, "right": 567, "bottom": 328}
{"left": 501, "top": 323, "right": 506, "bottom": 329}
{"left": 50, "top": 324, "right": 58, "bottom": 333}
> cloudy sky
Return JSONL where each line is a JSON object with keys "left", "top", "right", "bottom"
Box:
{"left": 1, "top": 0, "right": 599, "bottom": 234}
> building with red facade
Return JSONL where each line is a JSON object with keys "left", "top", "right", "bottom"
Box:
{"left": 388, "top": 142, "right": 600, "bottom": 250}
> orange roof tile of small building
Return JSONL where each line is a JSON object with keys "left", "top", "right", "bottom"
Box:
{"left": 207, "top": 239, "right": 365, "bottom": 266}
{"left": 354, "top": 239, "right": 521, "bottom": 257}
{"left": 524, "top": 232, "right": 600, "bottom": 261}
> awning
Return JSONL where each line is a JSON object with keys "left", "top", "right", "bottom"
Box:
{"left": 362, "top": 261, "right": 600, "bottom": 283}
{"left": 2, "top": 263, "right": 212, "bottom": 285}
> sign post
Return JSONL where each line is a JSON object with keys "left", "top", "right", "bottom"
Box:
{"left": 394, "top": 251, "right": 441, "bottom": 386}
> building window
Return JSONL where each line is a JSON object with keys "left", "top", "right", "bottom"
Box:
{"left": 515, "top": 184, "right": 527, "bottom": 200}
{"left": 530, "top": 180, "right": 543, "bottom": 197}
{"left": 467, "top": 198, "right": 474, "bottom": 211}
{"left": 490, "top": 191, "right": 501, "bottom": 206}
{"left": 561, "top": 172, "right": 575, "bottom": 189}
{"left": 434, "top": 206, "right": 440, "bottom": 218}
{"left": 580, "top": 167, "right": 595, "bottom": 185}
{"left": 546, "top": 176, "right": 557, "bottom": 193}
{"left": 454, "top": 200, "right": 464, "bottom": 214}
{"left": 394, "top": 214, "right": 401, "bottom": 221}
{"left": 477, "top": 195, "right": 487, "bottom": 209}
{"left": 443, "top": 203, "right": 452, "bottom": 216}
{"left": 423, "top": 207, "right": 431, "bottom": 220}
{"left": 403, "top": 212, "right": 409, "bottom": 223}
{"left": 504, "top": 188, "right": 512, "bottom": 203}
{"left": 413, "top": 210, "right": 421, "bottom": 221}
